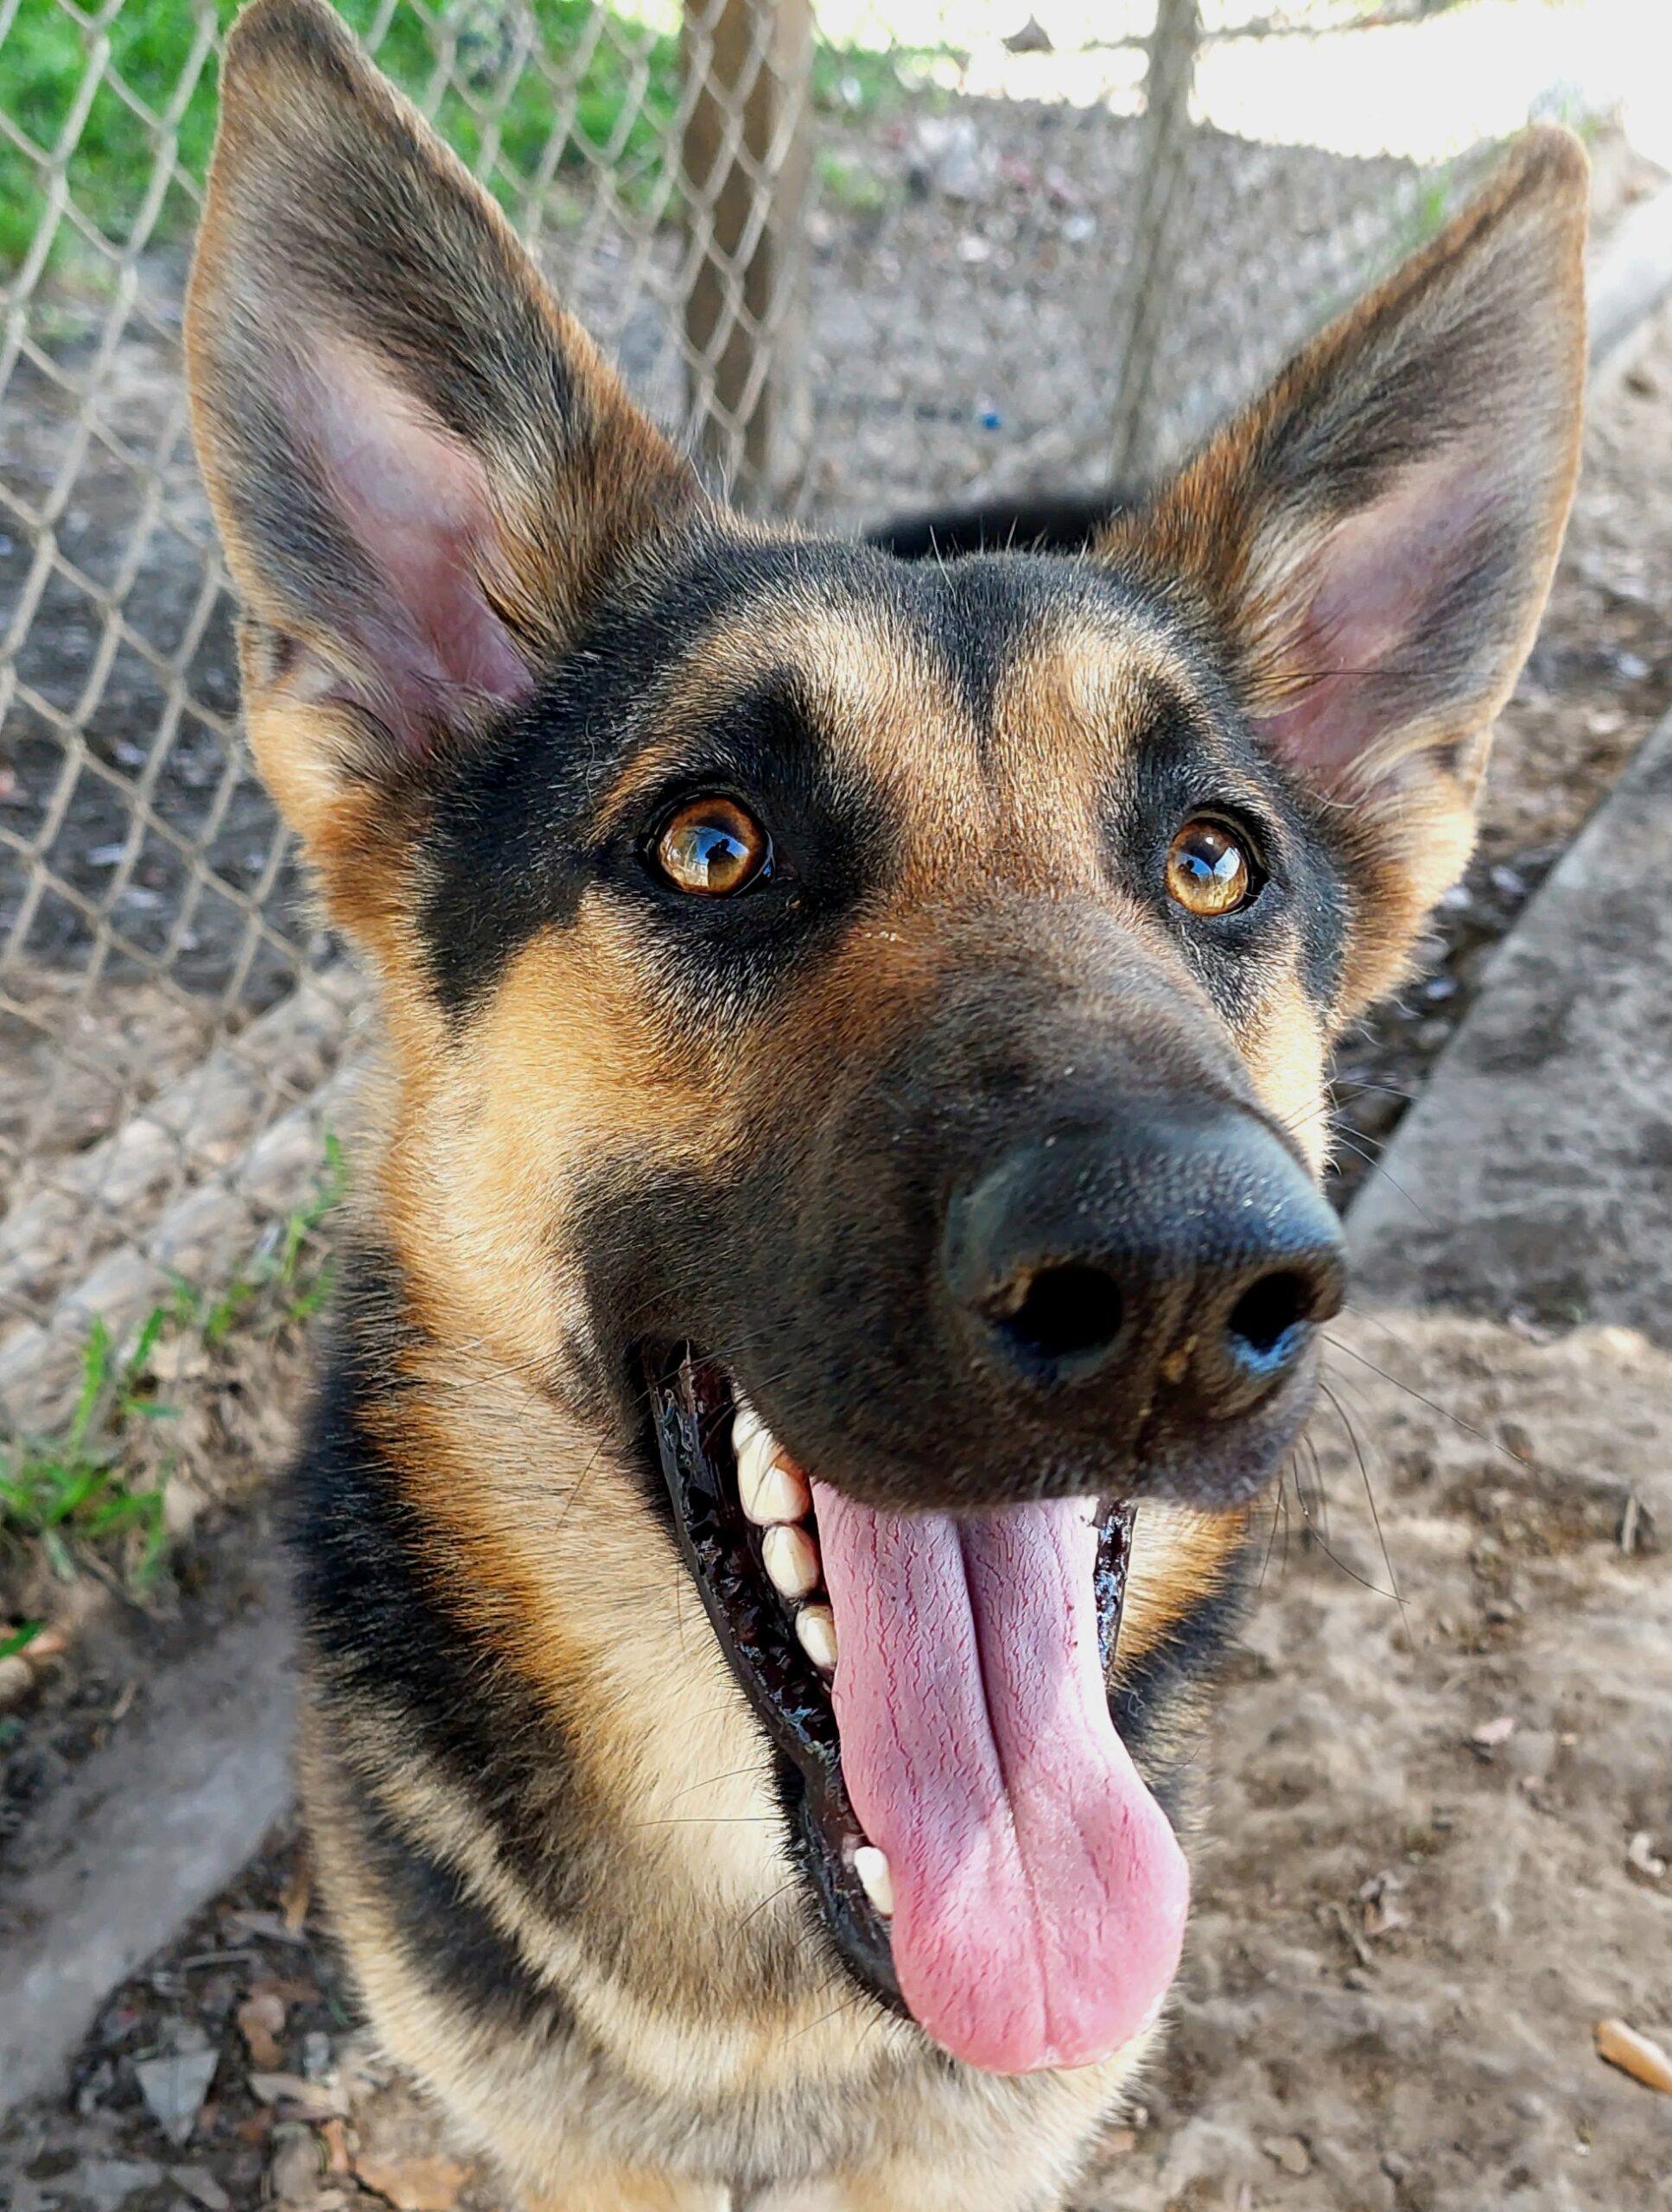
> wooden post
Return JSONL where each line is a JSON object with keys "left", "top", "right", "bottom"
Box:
{"left": 1106, "top": 0, "right": 1201, "bottom": 486}
{"left": 681, "top": 0, "right": 812, "bottom": 510}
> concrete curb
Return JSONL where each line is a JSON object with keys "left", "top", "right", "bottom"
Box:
{"left": 1349, "top": 704, "right": 1672, "bottom": 1329}
{"left": 0, "top": 1539, "right": 297, "bottom": 2114}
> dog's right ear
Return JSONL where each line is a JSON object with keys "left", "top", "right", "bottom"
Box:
{"left": 186, "top": 0, "right": 699, "bottom": 887}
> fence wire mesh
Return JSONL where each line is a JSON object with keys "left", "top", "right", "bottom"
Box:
{"left": 0, "top": 0, "right": 1581, "bottom": 1421}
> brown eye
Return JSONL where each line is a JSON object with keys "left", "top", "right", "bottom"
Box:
{"left": 1165, "top": 819, "right": 1254, "bottom": 918}
{"left": 653, "top": 796, "right": 772, "bottom": 896}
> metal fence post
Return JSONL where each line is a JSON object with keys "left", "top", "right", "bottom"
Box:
{"left": 1106, "top": 0, "right": 1203, "bottom": 487}
{"left": 680, "top": 0, "right": 813, "bottom": 510}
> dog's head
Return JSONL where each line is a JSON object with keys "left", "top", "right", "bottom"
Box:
{"left": 188, "top": 0, "right": 1585, "bottom": 2082}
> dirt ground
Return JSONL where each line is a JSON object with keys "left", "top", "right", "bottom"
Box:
{"left": 3, "top": 1311, "right": 1668, "bottom": 2212}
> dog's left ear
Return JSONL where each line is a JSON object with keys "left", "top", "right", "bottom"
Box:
{"left": 185, "top": 0, "right": 702, "bottom": 887}
{"left": 1103, "top": 127, "right": 1587, "bottom": 1013}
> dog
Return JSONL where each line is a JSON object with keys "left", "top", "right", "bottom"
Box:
{"left": 183, "top": 6, "right": 1586, "bottom": 2203}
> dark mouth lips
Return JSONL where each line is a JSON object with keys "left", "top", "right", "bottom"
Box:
{"left": 644, "top": 1345, "right": 1139, "bottom": 2012}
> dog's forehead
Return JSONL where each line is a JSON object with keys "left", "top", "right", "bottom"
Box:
{"left": 621, "top": 543, "right": 1214, "bottom": 855}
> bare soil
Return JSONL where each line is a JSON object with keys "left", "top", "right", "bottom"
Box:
{"left": 3, "top": 1313, "right": 1668, "bottom": 2212}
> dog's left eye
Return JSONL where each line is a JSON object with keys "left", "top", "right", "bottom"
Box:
{"left": 653, "top": 797, "right": 773, "bottom": 896}
{"left": 1165, "top": 819, "right": 1256, "bottom": 918}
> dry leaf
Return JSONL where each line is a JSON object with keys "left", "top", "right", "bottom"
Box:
{"left": 353, "top": 2152, "right": 473, "bottom": 2212}
{"left": 224, "top": 1910, "right": 308, "bottom": 1948}
{"left": 320, "top": 2120, "right": 353, "bottom": 2178}
{"left": 1594, "top": 2017, "right": 1672, "bottom": 2094}
{"left": 246, "top": 2073, "right": 346, "bottom": 2120}
{"left": 281, "top": 1860, "right": 313, "bottom": 1936}
{"left": 238, "top": 1993, "right": 287, "bottom": 2070}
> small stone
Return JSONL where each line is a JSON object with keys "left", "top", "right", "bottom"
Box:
{"left": 910, "top": 117, "right": 991, "bottom": 204}
{"left": 1471, "top": 1713, "right": 1517, "bottom": 1750}
{"left": 270, "top": 2126, "right": 322, "bottom": 2207}
{"left": 73, "top": 2164, "right": 167, "bottom": 2212}
{"left": 1260, "top": 2133, "right": 1312, "bottom": 2177}
{"left": 1626, "top": 1830, "right": 1668, "bottom": 1880}
{"left": 134, "top": 2048, "right": 219, "bottom": 2145}
{"left": 171, "top": 2167, "right": 232, "bottom": 2212}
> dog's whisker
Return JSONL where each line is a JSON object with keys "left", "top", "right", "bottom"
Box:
{"left": 1322, "top": 1328, "right": 1528, "bottom": 1465}
{"left": 1317, "top": 1376, "right": 1411, "bottom": 1643}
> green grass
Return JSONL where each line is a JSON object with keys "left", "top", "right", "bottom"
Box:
{"left": 0, "top": 0, "right": 684, "bottom": 273}
{"left": 0, "top": 0, "right": 944, "bottom": 277}
{"left": 0, "top": 1134, "right": 346, "bottom": 1592}
{"left": 0, "top": 1311, "right": 172, "bottom": 1586}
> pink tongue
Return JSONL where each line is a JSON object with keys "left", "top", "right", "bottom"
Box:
{"left": 812, "top": 1483, "right": 1188, "bottom": 2075}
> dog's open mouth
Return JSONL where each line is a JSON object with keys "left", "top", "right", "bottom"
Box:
{"left": 647, "top": 1349, "right": 1191, "bottom": 2075}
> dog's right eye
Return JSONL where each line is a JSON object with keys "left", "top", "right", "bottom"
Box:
{"left": 652, "top": 797, "right": 773, "bottom": 897}
{"left": 1165, "top": 819, "right": 1256, "bottom": 918}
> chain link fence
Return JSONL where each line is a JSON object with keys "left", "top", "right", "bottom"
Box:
{"left": 0, "top": 0, "right": 1594, "bottom": 1422}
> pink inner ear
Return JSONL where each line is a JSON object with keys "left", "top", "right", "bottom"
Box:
{"left": 298, "top": 336, "right": 532, "bottom": 749}
{"left": 1256, "top": 448, "right": 1498, "bottom": 785}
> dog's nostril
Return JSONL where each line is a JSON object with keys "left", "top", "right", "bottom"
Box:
{"left": 1224, "top": 1270, "right": 1312, "bottom": 1368}
{"left": 999, "top": 1264, "right": 1125, "bottom": 1370}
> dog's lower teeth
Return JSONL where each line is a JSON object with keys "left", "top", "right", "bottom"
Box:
{"left": 853, "top": 1845, "right": 893, "bottom": 1917}
{"left": 796, "top": 1602, "right": 838, "bottom": 1673}
{"left": 762, "top": 1522, "right": 820, "bottom": 1599}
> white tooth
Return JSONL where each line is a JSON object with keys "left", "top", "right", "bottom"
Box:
{"left": 738, "top": 1432, "right": 811, "bottom": 1525}
{"left": 854, "top": 1845, "right": 893, "bottom": 1917}
{"left": 735, "top": 1426, "right": 777, "bottom": 1504}
{"left": 762, "top": 1522, "right": 821, "bottom": 1599}
{"left": 731, "top": 1398, "right": 767, "bottom": 1457}
{"left": 796, "top": 1602, "right": 838, "bottom": 1673}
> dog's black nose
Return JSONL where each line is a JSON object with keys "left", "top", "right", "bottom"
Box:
{"left": 944, "top": 1108, "right": 1345, "bottom": 1421}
